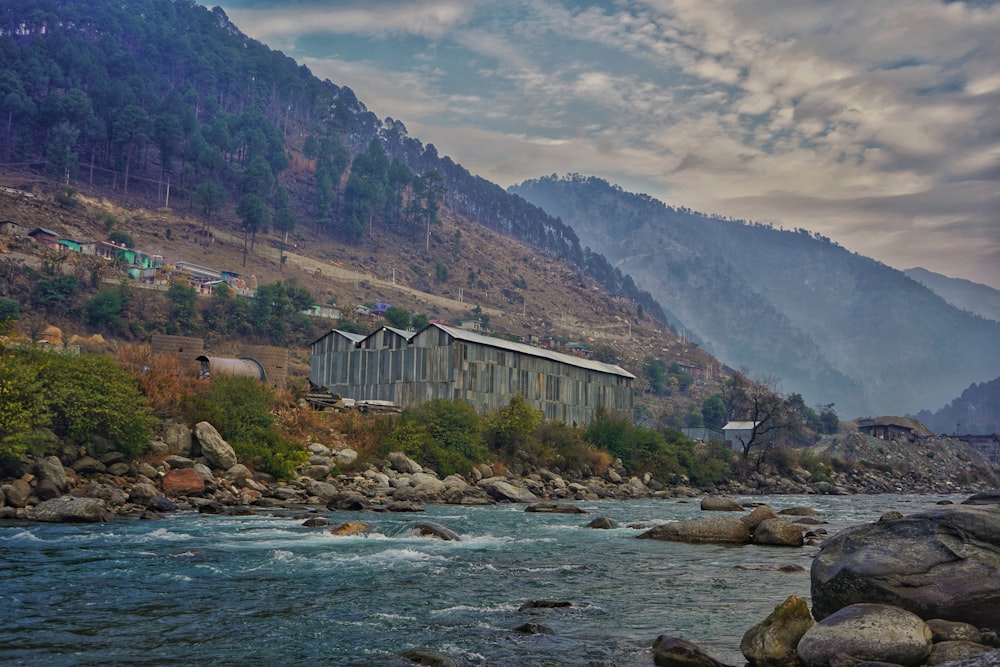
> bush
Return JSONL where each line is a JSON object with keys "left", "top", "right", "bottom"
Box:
{"left": 0, "top": 345, "right": 49, "bottom": 459}
{"left": 183, "top": 376, "right": 305, "bottom": 479}
{"left": 382, "top": 399, "right": 488, "bottom": 476}
{"left": 40, "top": 353, "right": 157, "bottom": 458}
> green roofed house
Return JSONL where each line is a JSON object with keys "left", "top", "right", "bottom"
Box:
{"left": 310, "top": 322, "right": 634, "bottom": 425}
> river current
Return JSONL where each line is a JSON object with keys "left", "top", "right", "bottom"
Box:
{"left": 0, "top": 493, "right": 958, "bottom": 666}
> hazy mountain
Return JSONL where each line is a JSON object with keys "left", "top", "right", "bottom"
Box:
{"left": 510, "top": 175, "right": 1000, "bottom": 418}
{"left": 913, "top": 376, "right": 1000, "bottom": 435}
{"left": 904, "top": 268, "right": 1000, "bottom": 323}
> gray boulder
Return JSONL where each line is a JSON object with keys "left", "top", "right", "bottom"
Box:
{"left": 194, "top": 422, "right": 238, "bottom": 470}
{"left": 926, "top": 641, "right": 995, "bottom": 666}
{"left": 411, "top": 522, "right": 461, "bottom": 541}
{"left": 742, "top": 505, "right": 779, "bottom": 531}
{"left": 525, "top": 503, "right": 589, "bottom": 514}
{"left": 701, "top": 496, "right": 744, "bottom": 511}
{"left": 388, "top": 451, "right": 423, "bottom": 474}
{"left": 797, "top": 603, "right": 931, "bottom": 667}
{"left": 638, "top": 517, "right": 751, "bottom": 544}
{"left": 24, "top": 496, "right": 111, "bottom": 523}
{"left": 479, "top": 478, "right": 540, "bottom": 503}
{"left": 936, "top": 649, "right": 1000, "bottom": 667}
{"left": 35, "top": 456, "right": 68, "bottom": 490}
{"left": 162, "top": 420, "right": 193, "bottom": 456}
{"left": 926, "top": 619, "right": 981, "bottom": 643}
{"left": 753, "top": 518, "right": 804, "bottom": 547}
{"left": 2, "top": 479, "right": 32, "bottom": 507}
{"left": 810, "top": 503, "right": 1000, "bottom": 629}
{"left": 652, "top": 635, "right": 730, "bottom": 667}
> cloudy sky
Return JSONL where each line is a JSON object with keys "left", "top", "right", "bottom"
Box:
{"left": 215, "top": 0, "right": 1000, "bottom": 289}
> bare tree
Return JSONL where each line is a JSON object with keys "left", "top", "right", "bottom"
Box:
{"left": 720, "top": 372, "right": 800, "bottom": 470}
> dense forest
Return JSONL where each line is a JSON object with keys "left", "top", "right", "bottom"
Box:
{"left": 0, "top": 0, "right": 667, "bottom": 322}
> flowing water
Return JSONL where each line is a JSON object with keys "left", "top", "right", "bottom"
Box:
{"left": 0, "top": 493, "right": 958, "bottom": 666}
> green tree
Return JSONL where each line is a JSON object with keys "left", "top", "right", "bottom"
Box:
{"left": 383, "top": 399, "right": 487, "bottom": 476}
{"left": 0, "top": 345, "right": 49, "bottom": 458}
{"left": 85, "top": 287, "right": 127, "bottom": 333}
{"left": 42, "top": 354, "right": 156, "bottom": 457}
{"left": 484, "top": 396, "right": 542, "bottom": 457}
{"left": 31, "top": 275, "right": 79, "bottom": 314}
{"left": 236, "top": 192, "right": 270, "bottom": 265}
{"left": 107, "top": 231, "right": 134, "bottom": 248}
{"left": 383, "top": 306, "right": 410, "bottom": 330}
{"left": 45, "top": 121, "right": 79, "bottom": 184}
{"left": 166, "top": 281, "right": 199, "bottom": 334}
{"left": 411, "top": 313, "right": 430, "bottom": 330}
{"left": 0, "top": 296, "right": 22, "bottom": 323}
{"left": 194, "top": 178, "right": 227, "bottom": 241}
{"left": 273, "top": 207, "right": 297, "bottom": 271}
{"left": 701, "top": 394, "right": 726, "bottom": 430}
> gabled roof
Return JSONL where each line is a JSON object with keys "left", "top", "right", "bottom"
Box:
{"left": 311, "top": 329, "right": 367, "bottom": 346}
{"left": 723, "top": 421, "right": 759, "bottom": 430}
{"left": 28, "top": 227, "right": 59, "bottom": 238}
{"left": 428, "top": 323, "right": 635, "bottom": 379}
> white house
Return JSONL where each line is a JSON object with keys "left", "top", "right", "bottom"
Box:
{"left": 722, "top": 421, "right": 759, "bottom": 452}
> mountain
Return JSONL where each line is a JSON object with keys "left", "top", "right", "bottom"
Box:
{"left": 913, "top": 376, "right": 1000, "bottom": 435}
{"left": 510, "top": 175, "right": 1000, "bottom": 418}
{"left": 904, "top": 268, "right": 1000, "bottom": 323}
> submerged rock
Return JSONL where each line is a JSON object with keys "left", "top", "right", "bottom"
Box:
{"left": 525, "top": 503, "right": 589, "bottom": 514}
{"left": 652, "top": 635, "right": 731, "bottom": 667}
{"left": 411, "top": 522, "right": 461, "bottom": 541}
{"left": 637, "top": 517, "right": 751, "bottom": 545}
{"left": 740, "top": 595, "right": 813, "bottom": 667}
{"left": 24, "top": 496, "right": 111, "bottom": 523}
{"left": 701, "top": 496, "right": 743, "bottom": 512}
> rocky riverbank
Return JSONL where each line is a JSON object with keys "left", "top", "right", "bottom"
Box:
{"left": 1, "top": 422, "right": 998, "bottom": 522}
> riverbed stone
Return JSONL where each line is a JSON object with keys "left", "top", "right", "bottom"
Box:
{"left": 162, "top": 420, "right": 192, "bottom": 456}
{"left": 72, "top": 456, "right": 106, "bottom": 474}
{"left": 2, "top": 479, "right": 32, "bottom": 507}
{"left": 24, "top": 496, "right": 110, "bottom": 522}
{"left": 398, "top": 649, "right": 458, "bottom": 667}
{"left": 479, "top": 478, "right": 540, "bottom": 503}
{"left": 525, "top": 503, "right": 589, "bottom": 514}
{"left": 388, "top": 451, "right": 423, "bottom": 474}
{"left": 652, "top": 635, "right": 729, "bottom": 667}
{"left": 701, "top": 496, "right": 744, "bottom": 511}
{"left": 740, "top": 595, "right": 814, "bottom": 667}
{"left": 925, "top": 641, "right": 995, "bottom": 666}
{"left": 586, "top": 517, "right": 616, "bottom": 529}
{"left": 35, "top": 478, "right": 61, "bottom": 500}
{"left": 926, "top": 619, "right": 981, "bottom": 643}
{"left": 796, "top": 603, "right": 932, "bottom": 667}
{"left": 753, "top": 518, "right": 804, "bottom": 547}
{"left": 638, "top": 516, "right": 751, "bottom": 544}
{"left": 330, "top": 520, "right": 369, "bottom": 536}
{"left": 742, "top": 505, "right": 779, "bottom": 531}
{"left": 810, "top": 503, "right": 1000, "bottom": 628}
{"left": 194, "top": 421, "right": 238, "bottom": 470}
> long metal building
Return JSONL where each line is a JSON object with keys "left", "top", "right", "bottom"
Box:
{"left": 310, "top": 323, "right": 634, "bottom": 424}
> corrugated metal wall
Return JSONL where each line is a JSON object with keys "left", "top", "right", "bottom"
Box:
{"left": 310, "top": 327, "right": 632, "bottom": 424}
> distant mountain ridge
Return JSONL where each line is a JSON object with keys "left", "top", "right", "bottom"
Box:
{"left": 510, "top": 175, "right": 1000, "bottom": 418}
{"left": 904, "top": 267, "right": 1000, "bottom": 323}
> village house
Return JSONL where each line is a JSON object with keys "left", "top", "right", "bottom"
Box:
{"left": 722, "top": 421, "right": 759, "bottom": 451}
{"left": 856, "top": 417, "right": 933, "bottom": 442}
{"left": 310, "top": 323, "right": 634, "bottom": 425}
{"left": 27, "top": 227, "right": 61, "bottom": 250}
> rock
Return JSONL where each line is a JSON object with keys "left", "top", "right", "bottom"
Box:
{"left": 879, "top": 511, "right": 904, "bottom": 522}
{"left": 128, "top": 483, "right": 160, "bottom": 503}
{"left": 525, "top": 503, "right": 589, "bottom": 514}
{"left": 226, "top": 464, "right": 253, "bottom": 485}
{"left": 519, "top": 600, "right": 572, "bottom": 611}
{"left": 1, "top": 479, "right": 32, "bottom": 507}
{"left": 388, "top": 501, "right": 425, "bottom": 512}
{"left": 161, "top": 468, "right": 206, "bottom": 496}
{"left": 410, "top": 472, "right": 446, "bottom": 497}
{"left": 388, "top": 451, "right": 423, "bottom": 474}
{"left": 334, "top": 448, "right": 358, "bottom": 467}
{"left": 107, "top": 462, "right": 130, "bottom": 476}
{"left": 301, "top": 517, "right": 331, "bottom": 527}
{"left": 327, "top": 492, "right": 372, "bottom": 511}
{"left": 72, "top": 456, "right": 106, "bottom": 474}
{"left": 753, "top": 518, "right": 804, "bottom": 547}
{"left": 652, "top": 635, "right": 731, "bottom": 667}
{"left": 926, "top": 641, "right": 994, "bottom": 666}
{"left": 934, "top": 649, "right": 1000, "bottom": 667}
{"left": 165, "top": 455, "right": 195, "bottom": 469}
{"left": 300, "top": 464, "right": 331, "bottom": 480}
{"left": 24, "top": 497, "right": 110, "bottom": 522}
{"left": 162, "top": 421, "right": 193, "bottom": 456}
{"left": 513, "top": 622, "right": 552, "bottom": 634}
{"left": 35, "top": 479, "right": 61, "bottom": 500}
{"left": 797, "top": 603, "right": 932, "bottom": 667}
{"left": 740, "top": 595, "right": 814, "bottom": 667}
{"left": 147, "top": 496, "right": 178, "bottom": 512}
{"left": 479, "top": 478, "right": 540, "bottom": 503}
{"left": 34, "top": 456, "right": 68, "bottom": 490}
{"left": 305, "top": 480, "right": 339, "bottom": 502}
{"left": 962, "top": 490, "right": 1000, "bottom": 505}
{"left": 194, "top": 422, "right": 238, "bottom": 470}
{"left": 810, "top": 504, "right": 1000, "bottom": 629}
{"left": 586, "top": 517, "right": 616, "bottom": 529}
{"left": 779, "top": 507, "right": 821, "bottom": 516}
{"left": 701, "top": 496, "right": 744, "bottom": 511}
{"left": 638, "top": 517, "right": 751, "bottom": 545}
{"left": 398, "top": 649, "right": 458, "bottom": 667}
{"left": 330, "top": 520, "right": 369, "bottom": 536}
{"left": 742, "top": 505, "right": 779, "bottom": 531}
{"left": 197, "top": 501, "right": 226, "bottom": 514}
{"left": 411, "top": 522, "right": 461, "bottom": 541}
{"left": 926, "top": 619, "right": 981, "bottom": 643}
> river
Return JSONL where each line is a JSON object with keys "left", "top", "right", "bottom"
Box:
{"left": 0, "top": 493, "right": 960, "bottom": 666}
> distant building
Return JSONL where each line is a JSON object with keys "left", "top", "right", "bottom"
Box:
{"left": 310, "top": 323, "right": 634, "bottom": 424}
{"left": 856, "top": 417, "right": 933, "bottom": 442}
{"left": 303, "top": 304, "right": 343, "bottom": 320}
{"left": 0, "top": 220, "right": 24, "bottom": 236}
{"left": 27, "top": 227, "right": 60, "bottom": 249}
{"left": 723, "top": 421, "right": 760, "bottom": 451}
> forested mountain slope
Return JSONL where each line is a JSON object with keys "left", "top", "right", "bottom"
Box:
{"left": 511, "top": 175, "right": 1000, "bottom": 417}
{"left": 0, "top": 0, "right": 668, "bottom": 327}
{"left": 914, "top": 376, "right": 1000, "bottom": 435}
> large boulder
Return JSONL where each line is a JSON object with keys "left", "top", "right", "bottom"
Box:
{"left": 797, "top": 603, "right": 932, "bottom": 667}
{"left": 194, "top": 422, "right": 238, "bottom": 470}
{"left": 742, "top": 505, "right": 779, "bottom": 531}
{"left": 478, "top": 478, "right": 540, "bottom": 503}
{"left": 35, "top": 456, "right": 68, "bottom": 490}
{"left": 652, "top": 635, "right": 730, "bottom": 667}
{"left": 162, "top": 468, "right": 206, "bottom": 496}
{"left": 638, "top": 517, "right": 750, "bottom": 544}
{"left": 753, "top": 518, "right": 804, "bottom": 547}
{"left": 388, "top": 451, "right": 423, "bottom": 474}
{"left": 2, "top": 479, "right": 32, "bottom": 507}
{"left": 701, "top": 496, "right": 744, "bottom": 511}
{"left": 810, "top": 503, "right": 1000, "bottom": 629}
{"left": 24, "top": 496, "right": 111, "bottom": 523}
{"left": 740, "top": 595, "right": 814, "bottom": 667}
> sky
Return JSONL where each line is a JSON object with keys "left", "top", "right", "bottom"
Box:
{"left": 215, "top": 0, "right": 1000, "bottom": 290}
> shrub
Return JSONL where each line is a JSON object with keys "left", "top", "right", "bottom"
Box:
{"left": 40, "top": 353, "right": 157, "bottom": 458}
{"left": 381, "top": 399, "right": 488, "bottom": 476}
{"left": 183, "top": 376, "right": 306, "bottom": 479}
{"left": 117, "top": 344, "right": 190, "bottom": 417}
{"left": 0, "top": 345, "right": 49, "bottom": 459}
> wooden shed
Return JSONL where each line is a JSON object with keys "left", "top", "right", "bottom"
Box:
{"left": 310, "top": 323, "right": 634, "bottom": 424}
